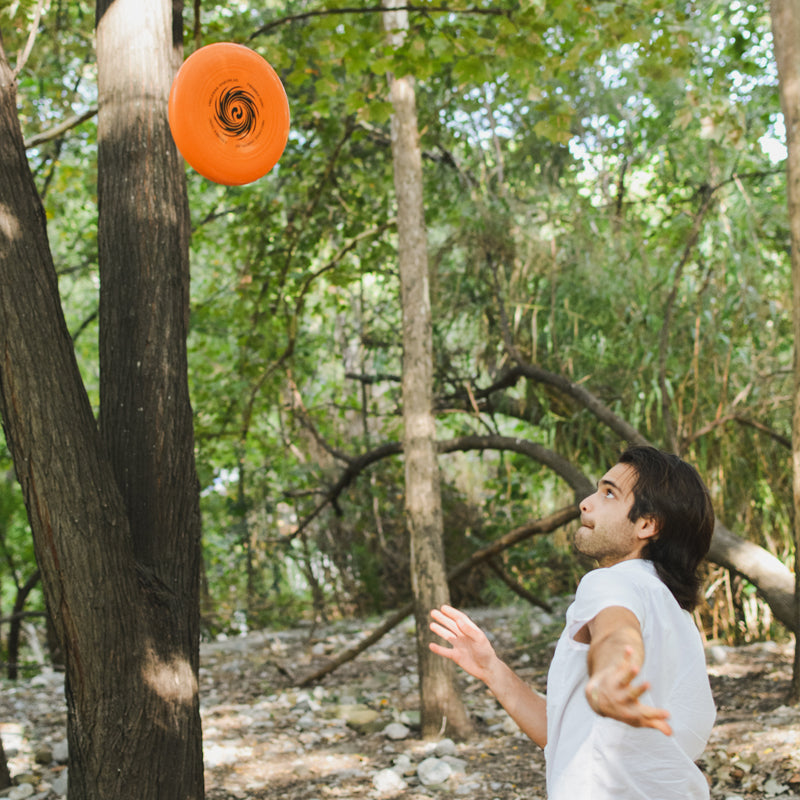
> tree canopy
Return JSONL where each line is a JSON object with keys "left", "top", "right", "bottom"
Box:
{"left": 0, "top": 0, "right": 794, "bottom": 655}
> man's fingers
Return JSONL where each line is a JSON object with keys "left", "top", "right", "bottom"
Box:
{"left": 429, "top": 608, "right": 459, "bottom": 638}
{"left": 438, "top": 604, "right": 479, "bottom": 631}
{"left": 430, "top": 605, "right": 484, "bottom": 641}
{"left": 433, "top": 604, "right": 463, "bottom": 623}
{"left": 429, "top": 620, "right": 456, "bottom": 642}
{"left": 648, "top": 718, "right": 673, "bottom": 736}
{"left": 429, "top": 641, "right": 455, "bottom": 659}
{"left": 627, "top": 681, "right": 649, "bottom": 701}
{"left": 430, "top": 606, "right": 461, "bottom": 631}
{"left": 589, "top": 677, "right": 673, "bottom": 737}
{"left": 639, "top": 705, "right": 673, "bottom": 736}
{"left": 623, "top": 698, "right": 672, "bottom": 735}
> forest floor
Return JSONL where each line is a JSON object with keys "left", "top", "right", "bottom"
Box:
{"left": 0, "top": 602, "right": 799, "bottom": 800}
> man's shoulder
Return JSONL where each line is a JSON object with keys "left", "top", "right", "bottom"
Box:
{"left": 572, "top": 560, "right": 668, "bottom": 621}
{"left": 573, "top": 562, "right": 644, "bottom": 610}
{"left": 580, "top": 558, "right": 658, "bottom": 589}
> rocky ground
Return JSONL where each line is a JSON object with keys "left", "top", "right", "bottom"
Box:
{"left": 0, "top": 602, "right": 798, "bottom": 799}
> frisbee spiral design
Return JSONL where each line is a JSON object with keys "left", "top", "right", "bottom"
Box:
{"left": 168, "top": 42, "right": 290, "bottom": 185}
{"left": 215, "top": 86, "right": 258, "bottom": 139}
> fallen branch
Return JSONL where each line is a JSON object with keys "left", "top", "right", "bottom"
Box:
{"left": 296, "top": 504, "right": 577, "bottom": 685}
{"left": 297, "top": 604, "right": 411, "bottom": 687}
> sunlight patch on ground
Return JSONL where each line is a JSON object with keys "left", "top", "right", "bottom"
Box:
{"left": 202, "top": 700, "right": 376, "bottom": 792}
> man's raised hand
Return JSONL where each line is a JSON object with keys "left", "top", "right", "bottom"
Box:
{"left": 429, "top": 605, "right": 499, "bottom": 683}
{"left": 430, "top": 604, "right": 549, "bottom": 748}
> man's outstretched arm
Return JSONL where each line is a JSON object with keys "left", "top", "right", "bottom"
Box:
{"left": 581, "top": 605, "right": 672, "bottom": 736}
{"left": 429, "top": 605, "right": 548, "bottom": 747}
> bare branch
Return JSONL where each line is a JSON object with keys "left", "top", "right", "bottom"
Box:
{"left": 440, "top": 434, "right": 593, "bottom": 497}
{"left": 687, "top": 413, "right": 792, "bottom": 450}
{"left": 486, "top": 557, "right": 552, "bottom": 612}
{"left": 24, "top": 105, "right": 98, "bottom": 150}
{"left": 13, "top": 0, "right": 47, "bottom": 78}
{"left": 70, "top": 309, "right": 98, "bottom": 343}
{"left": 280, "top": 441, "right": 403, "bottom": 542}
{"left": 345, "top": 371, "right": 402, "bottom": 385}
{"left": 506, "top": 363, "right": 648, "bottom": 446}
{"left": 281, "top": 431, "right": 589, "bottom": 544}
{"left": 289, "top": 379, "right": 355, "bottom": 466}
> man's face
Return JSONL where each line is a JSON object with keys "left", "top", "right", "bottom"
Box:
{"left": 575, "top": 462, "right": 654, "bottom": 567}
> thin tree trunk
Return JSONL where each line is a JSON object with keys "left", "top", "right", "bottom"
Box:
{"left": 7, "top": 569, "right": 40, "bottom": 680}
{"left": 383, "top": 1, "right": 474, "bottom": 739}
{"left": 0, "top": 735, "right": 10, "bottom": 791}
{"left": 770, "top": 0, "right": 800, "bottom": 703}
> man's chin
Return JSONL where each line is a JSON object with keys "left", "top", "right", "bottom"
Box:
{"left": 573, "top": 528, "right": 593, "bottom": 557}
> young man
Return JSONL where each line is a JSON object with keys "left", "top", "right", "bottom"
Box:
{"left": 430, "top": 445, "right": 716, "bottom": 799}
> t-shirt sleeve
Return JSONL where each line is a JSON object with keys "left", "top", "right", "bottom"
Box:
{"left": 566, "top": 567, "right": 646, "bottom": 640}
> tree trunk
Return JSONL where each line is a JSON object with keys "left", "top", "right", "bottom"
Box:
{"left": 0, "top": 1, "right": 204, "bottom": 796}
{"left": 770, "top": 0, "right": 800, "bottom": 703}
{"left": 7, "top": 569, "right": 40, "bottom": 680}
{"left": 383, "top": 2, "right": 474, "bottom": 739}
{"left": 707, "top": 521, "right": 795, "bottom": 629}
{"left": 0, "top": 735, "right": 10, "bottom": 792}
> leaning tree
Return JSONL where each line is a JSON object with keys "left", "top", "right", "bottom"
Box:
{"left": 0, "top": 1, "right": 204, "bottom": 798}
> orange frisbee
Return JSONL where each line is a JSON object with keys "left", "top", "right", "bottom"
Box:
{"left": 168, "top": 43, "right": 290, "bottom": 186}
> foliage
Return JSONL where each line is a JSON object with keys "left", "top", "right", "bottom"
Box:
{"left": 0, "top": 0, "right": 794, "bottom": 646}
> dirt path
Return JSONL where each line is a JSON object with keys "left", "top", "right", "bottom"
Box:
{"left": 0, "top": 605, "right": 798, "bottom": 799}
{"left": 200, "top": 605, "right": 800, "bottom": 800}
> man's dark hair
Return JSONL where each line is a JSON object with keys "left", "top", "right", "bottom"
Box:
{"left": 619, "top": 445, "right": 714, "bottom": 612}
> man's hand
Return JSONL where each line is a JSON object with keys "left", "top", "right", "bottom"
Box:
{"left": 429, "top": 605, "right": 499, "bottom": 684}
{"left": 430, "top": 604, "right": 548, "bottom": 747}
{"left": 585, "top": 641, "right": 672, "bottom": 736}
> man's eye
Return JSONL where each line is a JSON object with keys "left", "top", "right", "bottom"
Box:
{"left": 603, "top": 489, "right": 614, "bottom": 499}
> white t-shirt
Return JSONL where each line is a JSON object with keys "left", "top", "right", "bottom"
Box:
{"left": 545, "top": 558, "right": 715, "bottom": 800}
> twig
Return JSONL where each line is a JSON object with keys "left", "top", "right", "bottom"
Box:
{"left": 686, "top": 413, "right": 792, "bottom": 450}
{"left": 486, "top": 557, "right": 552, "bottom": 613}
{"left": 13, "top": 0, "right": 48, "bottom": 78}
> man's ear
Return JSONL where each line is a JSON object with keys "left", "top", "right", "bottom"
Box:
{"left": 636, "top": 515, "right": 660, "bottom": 541}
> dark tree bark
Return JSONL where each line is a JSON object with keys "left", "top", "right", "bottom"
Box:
{"left": 0, "top": 1, "right": 204, "bottom": 797}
